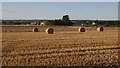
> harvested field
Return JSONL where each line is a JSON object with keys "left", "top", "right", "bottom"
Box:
{"left": 2, "top": 25, "right": 120, "bottom": 66}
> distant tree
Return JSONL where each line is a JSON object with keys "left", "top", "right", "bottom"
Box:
{"left": 37, "top": 22, "right": 41, "bottom": 25}
{"left": 46, "top": 20, "right": 65, "bottom": 26}
{"left": 46, "top": 15, "right": 73, "bottom": 26}
{"left": 62, "top": 15, "right": 73, "bottom": 26}
{"left": 62, "top": 15, "right": 70, "bottom": 23}
{"left": 46, "top": 20, "right": 54, "bottom": 26}
{"left": 54, "top": 20, "right": 66, "bottom": 25}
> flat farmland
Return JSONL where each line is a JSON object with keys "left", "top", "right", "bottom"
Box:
{"left": 2, "top": 25, "right": 120, "bottom": 66}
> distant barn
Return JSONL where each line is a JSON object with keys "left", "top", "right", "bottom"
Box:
{"left": 31, "top": 22, "right": 40, "bottom": 25}
{"left": 40, "top": 21, "right": 46, "bottom": 26}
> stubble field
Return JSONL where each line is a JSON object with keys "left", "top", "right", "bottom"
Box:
{"left": 2, "top": 25, "right": 120, "bottom": 66}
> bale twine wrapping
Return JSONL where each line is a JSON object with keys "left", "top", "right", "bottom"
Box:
{"left": 33, "top": 28, "right": 39, "bottom": 32}
{"left": 97, "top": 27, "right": 104, "bottom": 31}
{"left": 78, "top": 27, "right": 85, "bottom": 32}
{"left": 46, "top": 28, "right": 54, "bottom": 34}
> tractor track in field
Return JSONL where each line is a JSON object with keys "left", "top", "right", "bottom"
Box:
{"left": 3, "top": 46, "right": 120, "bottom": 59}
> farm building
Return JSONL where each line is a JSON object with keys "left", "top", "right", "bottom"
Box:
{"left": 40, "top": 21, "right": 46, "bottom": 26}
{"left": 31, "top": 22, "right": 40, "bottom": 25}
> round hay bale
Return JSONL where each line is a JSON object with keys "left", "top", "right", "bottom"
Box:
{"left": 78, "top": 27, "right": 85, "bottom": 32}
{"left": 46, "top": 28, "right": 54, "bottom": 34}
{"left": 97, "top": 27, "right": 104, "bottom": 31}
{"left": 33, "top": 28, "right": 39, "bottom": 32}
